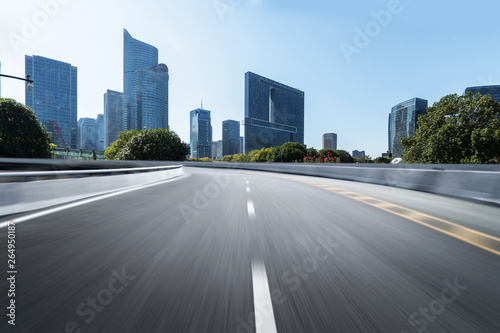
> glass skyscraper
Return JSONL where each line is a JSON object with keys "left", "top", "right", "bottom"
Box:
{"left": 95, "top": 114, "right": 104, "bottom": 151}
{"left": 25, "top": 55, "right": 77, "bottom": 148}
{"left": 244, "top": 72, "right": 304, "bottom": 153}
{"left": 135, "top": 64, "right": 169, "bottom": 130}
{"left": 389, "top": 98, "right": 428, "bottom": 158}
{"left": 77, "top": 118, "right": 96, "bottom": 150}
{"left": 190, "top": 108, "right": 212, "bottom": 159}
{"left": 222, "top": 120, "right": 240, "bottom": 156}
{"left": 104, "top": 89, "right": 123, "bottom": 148}
{"left": 322, "top": 133, "right": 337, "bottom": 150}
{"left": 464, "top": 85, "right": 500, "bottom": 103}
{"left": 123, "top": 29, "right": 169, "bottom": 131}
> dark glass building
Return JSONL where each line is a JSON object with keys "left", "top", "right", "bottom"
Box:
{"left": 244, "top": 72, "right": 304, "bottom": 153}
{"left": 104, "top": 89, "right": 123, "bottom": 148}
{"left": 389, "top": 98, "right": 428, "bottom": 158}
{"left": 25, "top": 55, "right": 77, "bottom": 148}
{"left": 190, "top": 108, "right": 212, "bottom": 159}
{"left": 95, "top": 114, "right": 104, "bottom": 151}
{"left": 464, "top": 85, "right": 500, "bottom": 103}
{"left": 222, "top": 120, "right": 240, "bottom": 156}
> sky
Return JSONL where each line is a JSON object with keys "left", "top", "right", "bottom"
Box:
{"left": 1, "top": 0, "right": 499, "bottom": 157}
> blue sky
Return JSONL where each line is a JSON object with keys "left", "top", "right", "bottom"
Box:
{"left": 1, "top": 0, "right": 499, "bottom": 157}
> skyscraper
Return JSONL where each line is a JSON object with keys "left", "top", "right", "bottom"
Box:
{"left": 244, "top": 72, "right": 304, "bottom": 153}
{"left": 77, "top": 118, "right": 96, "bottom": 150}
{"left": 389, "top": 98, "right": 428, "bottom": 158}
{"left": 25, "top": 55, "right": 77, "bottom": 148}
{"left": 352, "top": 150, "right": 365, "bottom": 158}
{"left": 95, "top": 114, "right": 104, "bottom": 151}
{"left": 123, "top": 29, "right": 169, "bottom": 131}
{"left": 464, "top": 85, "right": 500, "bottom": 103}
{"left": 135, "top": 64, "right": 169, "bottom": 130}
{"left": 222, "top": 120, "right": 240, "bottom": 156}
{"left": 322, "top": 133, "right": 337, "bottom": 150}
{"left": 190, "top": 108, "right": 212, "bottom": 159}
{"left": 104, "top": 89, "right": 123, "bottom": 148}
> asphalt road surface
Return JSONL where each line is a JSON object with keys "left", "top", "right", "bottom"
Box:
{"left": 1, "top": 167, "right": 499, "bottom": 332}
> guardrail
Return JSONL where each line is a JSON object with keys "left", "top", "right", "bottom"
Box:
{"left": 181, "top": 162, "right": 500, "bottom": 206}
{"left": 0, "top": 160, "right": 183, "bottom": 216}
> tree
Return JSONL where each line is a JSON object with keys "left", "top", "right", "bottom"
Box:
{"left": 319, "top": 148, "right": 337, "bottom": 158}
{"left": 271, "top": 142, "right": 306, "bottom": 162}
{"left": 334, "top": 150, "right": 354, "bottom": 163}
{"left": 105, "top": 129, "right": 140, "bottom": 160}
{"left": 374, "top": 156, "right": 392, "bottom": 164}
{"left": 306, "top": 147, "right": 319, "bottom": 158}
{"left": 251, "top": 148, "right": 273, "bottom": 162}
{"left": 354, "top": 155, "right": 373, "bottom": 163}
{"left": 115, "top": 129, "right": 190, "bottom": 161}
{"left": 402, "top": 93, "right": 500, "bottom": 164}
{"left": 0, "top": 98, "right": 52, "bottom": 158}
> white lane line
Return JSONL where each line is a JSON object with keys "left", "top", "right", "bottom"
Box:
{"left": 252, "top": 260, "right": 278, "bottom": 333}
{"left": 0, "top": 174, "right": 189, "bottom": 229}
{"left": 247, "top": 200, "right": 255, "bottom": 219}
{"left": 246, "top": 187, "right": 251, "bottom": 193}
{"left": 246, "top": 180, "right": 250, "bottom": 184}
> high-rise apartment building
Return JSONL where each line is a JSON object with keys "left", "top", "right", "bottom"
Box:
{"left": 190, "top": 108, "right": 212, "bottom": 159}
{"left": 389, "top": 98, "right": 428, "bottom": 158}
{"left": 25, "top": 55, "right": 77, "bottom": 148}
{"left": 352, "top": 150, "right": 365, "bottom": 158}
{"left": 464, "top": 85, "right": 500, "bottom": 103}
{"left": 95, "top": 114, "right": 104, "bottom": 151}
{"left": 104, "top": 90, "right": 123, "bottom": 148}
{"left": 222, "top": 120, "right": 240, "bottom": 156}
{"left": 322, "top": 133, "right": 337, "bottom": 150}
{"left": 244, "top": 72, "right": 304, "bottom": 153}
{"left": 123, "top": 29, "right": 168, "bottom": 131}
{"left": 77, "top": 118, "right": 96, "bottom": 150}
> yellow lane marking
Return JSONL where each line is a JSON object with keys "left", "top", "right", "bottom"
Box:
{"left": 308, "top": 180, "right": 500, "bottom": 257}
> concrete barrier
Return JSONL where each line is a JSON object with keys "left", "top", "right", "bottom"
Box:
{"left": 181, "top": 162, "right": 500, "bottom": 205}
{"left": 0, "top": 165, "right": 183, "bottom": 216}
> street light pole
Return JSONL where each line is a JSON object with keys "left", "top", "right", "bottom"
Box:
{"left": 0, "top": 74, "right": 34, "bottom": 91}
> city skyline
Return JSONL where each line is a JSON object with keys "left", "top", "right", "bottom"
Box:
{"left": 1, "top": 1, "right": 499, "bottom": 157}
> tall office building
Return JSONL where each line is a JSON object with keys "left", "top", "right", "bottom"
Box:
{"left": 244, "top": 72, "right": 304, "bottom": 153}
{"left": 95, "top": 114, "right": 104, "bottom": 151}
{"left": 135, "top": 64, "right": 169, "bottom": 130}
{"left": 222, "top": 120, "right": 240, "bottom": 156}
{"left": 77, "top": 118, "right": 96, "bottom": 150}
{"left": 212, "top": 141, "right": 218, "bottom": 160}
{"left": 25, "top": 55, "right": 77, "bottom": 148}
{"left": 239, "top": 136, "right": 244, "bottom": 154}
{"left": 190, "top": 108, "right": 212, "bottom": 158}
{"left": 389, "top": 98, "right": 428, "bottom": 158}
{"left": 352, "top": 150, "right": 365, "bottom": 158}
{"left": 104, "top": 90, "right": 123, "bottom": 148}
{"left": 464, "top": 85, "right": 500, "bottom": 103}
{"left": 322, "top": 133, "right": 337, "bottom": 150}
{"left": 217, "top": 139, "right": 223, "bottom": 159}
{"left": 123, "top": 29, "right": 169, "bottom": 131}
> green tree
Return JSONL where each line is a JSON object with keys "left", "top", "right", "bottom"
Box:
{"left": 271, "top": 142, "right": 307, "bottom": 162}
{"left": 319, "top": 148, "right": 337, "bottom": 158}
{"left": 335, "top": 150, "right": 354, "bottom": 163}
{"left": 402, "top": 93, "right": 500, "bottom": 164}
{"left": 251, "top": 148, "right": 273, "bottom": 162}
{"left": 104, "top": 129, "right": 140, "bottom": 160}
{"left": 115, "top": 129, "right": 189, "bottom": 161}
{"left": 306, "top": 147, "right": 319, "bottom": 158}
{"left": 221, "top": 155, "right": 234, "bottom": 162}
{"left": 374, "top": 156, "right": 393, "bottom": 164}
{"left": 0, "top": 98, "right": 52, "bottom": 158}
{"left": 354, "top": 155, "right": 373, "bottom": 163}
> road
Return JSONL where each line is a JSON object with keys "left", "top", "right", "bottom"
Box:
{"left": 1, "top": 167, "right": 499, "bottom": 332}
